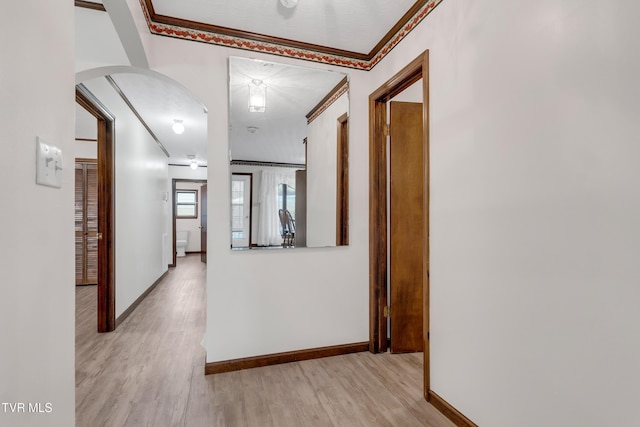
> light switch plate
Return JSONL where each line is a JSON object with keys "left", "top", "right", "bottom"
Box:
{"left": 36, "top": 137, "right": 63, "bottom": 188}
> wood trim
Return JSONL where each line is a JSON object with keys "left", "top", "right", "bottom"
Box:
{"left": 230, "top": 160, "right": 305, "bottom": 169}
{"left": 422, "top": 54, "right": 432, "bottom": 400}
{"left": 172, "top": 178, "right": 207, "bottom": 267}
{"left": 306, "top": 76, "right": 349, "bottom": 123}
{"left": 336, "top": 112, "right": 349, "bottom": 246}
{"left": 142, "top": 0, "right": 369, "bottom": 61}
{"left": 205, "top": 342, "right": 369, "bottom": 375}
{"left": 367, "top": 1, "right": 430, "bottom": 59}
{"left": 116, "top": 271, "right": 168, "bottom": 327}
{"left": 75, "top": 157, "right": 97, "bottom": 164}
{"left": 75, "top": 0, "right": 106, "bottom": 12}
{"left": 139, "top": 0, "right": 443, "bottom": 70}
{"left": 427, "top": 390, "right": 478, "bottom": 427}
{"left": 104, "top": 75, "right": 170, "bottom": 158}
{"left": 368, "top": 51, "right": 430, "bottom": 394}
{"left": 75, "top": 138, "right": 98, "bottom": 142}
{"left": 368, "top": 83, "right": 388, "bottom": 354}
{"left": 76, "top": 84, "right": 116, "bottom": 333}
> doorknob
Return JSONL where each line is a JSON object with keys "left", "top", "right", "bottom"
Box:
{"left": 97, "top": 233, "right": 103, "bottom": 240}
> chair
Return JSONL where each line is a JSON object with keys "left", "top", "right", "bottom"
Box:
{"left": 279, "top": 209, "right": 295, "bottom": 247}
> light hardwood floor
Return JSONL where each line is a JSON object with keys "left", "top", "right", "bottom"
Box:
{"left": 76, "top": 254, "right": 454, "bottom": 427}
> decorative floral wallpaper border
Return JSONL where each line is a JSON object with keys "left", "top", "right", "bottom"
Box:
{"left": 139, "top": 0, "right": 443, "bottom": 71}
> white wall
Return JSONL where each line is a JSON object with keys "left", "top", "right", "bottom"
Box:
{"left": 82, "top": 77, "right": 169, "bottom": 318}
{"left": 175, "top": 181, "right": 204, "bottom": 253}
{"left": 306, "top": 92, "right": 349, "bottom": 247}
{"left": 0, "top": 2, "right": 75, "bottom": 426}
{"left": 169, "top": 164, "right": 208, "bottom": 181}
{"left": 75, "top": 6, "right": 130, "bottom": 72}
{"left": 369, "top": 0, "right": 640, "bottom": 425}
{"left": 128, "top": 1, "right": 640, "bottom": 425}
{"left": 128, "top": 0, "right": 371, "bottom": 361}
{"left": 74, "top": 140, "right": 98, "bottom": 160}
{"left": 75, "top": 102, "right": 98, "bottom": 140}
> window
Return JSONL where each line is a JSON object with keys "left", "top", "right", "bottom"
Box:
{"left": 278, "top": 184, "right": 296, "bottom": 219}
{"left": 231, "top": 179, "right": 245, "bottom": 238}
{"left": 176, "top": 190, "right": 198, "bottom": 218}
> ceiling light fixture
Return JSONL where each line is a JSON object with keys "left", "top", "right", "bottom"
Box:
{"left": 247, "top": 126, "right": 259, "bottom": 134}
{"left": 248, "top": 79, "right": 266, "bottom": 113}
{"left": 187, "top": 154, "right": 198, "bottom": 170}
{"left": 280, "top": 0, "right": 298, "bottom": 8}
{"left": 172, "top": 119, "right": 185, "bottom": 135}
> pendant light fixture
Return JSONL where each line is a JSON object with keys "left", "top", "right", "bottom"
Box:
{"left": 280, "top": 0, "right": 298, "bottom": 8}
{"left": 248, "top": 79, "right": 266, "bottom": 113}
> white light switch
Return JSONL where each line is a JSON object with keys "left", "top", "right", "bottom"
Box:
{"left": 36, "top": 137, "right": 63, "bottom": 188}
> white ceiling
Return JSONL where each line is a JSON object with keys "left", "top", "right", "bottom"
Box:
{"left": 229, "top": 57, "right": 347, "bottom": 165}
{"left": 75, "top": 0, "right": 421, "bottom": 168}
{"left": 109, "top": 73, "right": 209, "bottom": 166}
{"left": 152, "top": 0, "right": 418, "bottom": 55}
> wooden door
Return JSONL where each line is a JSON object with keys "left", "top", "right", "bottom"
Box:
{"left": 389, "top": 101, "right": 424, "bottom": 353}
{"left": 201, "top": 183, "right": 207, "bottom": 263}
{"left": 75, "top": 161, "right": 98, "bottom": 285}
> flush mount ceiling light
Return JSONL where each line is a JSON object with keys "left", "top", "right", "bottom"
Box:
{"left": 187, "top": 154, "right": 198, "bottom": 170}
{"left": 248, "top": 79, "right": 266, "bottom": 113}
{"left": 280, "top": 0, "right": 298, "bottom": 8}
{"left": 247, "top": 126, "right": 259, "bottom": 134}
{"left": 172, "top": 119, "right": 185, "bottom": 135}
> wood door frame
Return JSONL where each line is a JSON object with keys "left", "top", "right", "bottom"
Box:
{"left": 200, "top": 183, "right": 208, "bottom": 263}
{"left": 171, "top": 178, "right": 207, "bottom": 267}
{"left": 336, "top": 112, "right": 349, "bottom": 246}
{"left": 369, "top": 51, "right": 430, "bottom": 396}
{"left": 76, "top": 85, "right": 116, "bottom": 333}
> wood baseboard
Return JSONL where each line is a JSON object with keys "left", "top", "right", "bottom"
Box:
{"left": 116, "top": 271, "right": 168, "bottom": 327}
{"left": 205, "top": 342, "right": 369, "bottom": 375}
{"left": 428, "top": 390, "right": 478, "bottom": 427}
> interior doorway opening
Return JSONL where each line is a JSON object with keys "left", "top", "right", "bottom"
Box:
{"left": 76, "top": 85, "right": 116, "bottom": 333}
{"left": 369, "top": 51, "right": 430, "bottom": 394}
{"left": 171, "top": 178, "right": 207, "bottom": 267}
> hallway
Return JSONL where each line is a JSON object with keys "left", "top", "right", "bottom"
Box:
{"left": 75, "top": 254, "right": 453, "bottom": 426}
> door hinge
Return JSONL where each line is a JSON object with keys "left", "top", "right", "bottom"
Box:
{"left": 383, "top": 123, "right": 390, "bottom": 136}
{"left": 383, "top": 306, "right": 390, "bottom": 318}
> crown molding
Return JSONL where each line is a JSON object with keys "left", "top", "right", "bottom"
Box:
{"left": 75, "top": 0, "right": 107, "bottom": 12}
{"left": 306, "top": 76, "right": 349, "bottom": 124}
{"left": 138, "top": 0, "right": 443, "bottom": 70}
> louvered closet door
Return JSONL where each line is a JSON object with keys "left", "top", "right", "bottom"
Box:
{"left": 75, "top": 161, "right": 98, "bottom": 285}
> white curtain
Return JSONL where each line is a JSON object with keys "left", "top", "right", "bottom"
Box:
{"left": 256, "top": 169, "right": 295, "bottom": 246}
